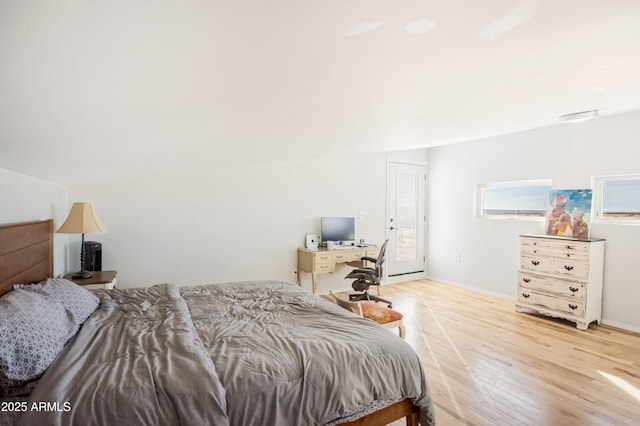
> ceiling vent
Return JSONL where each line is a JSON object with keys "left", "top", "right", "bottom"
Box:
{"left": 559, "top": 110, "right": 599, "bottom": 123}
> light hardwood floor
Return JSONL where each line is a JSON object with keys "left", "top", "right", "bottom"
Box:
{"left": 334, "top": 280, "right": 640, "bottom": 426}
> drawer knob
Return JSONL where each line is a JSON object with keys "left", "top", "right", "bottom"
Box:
{"left": 564, "top": 265, "right": 574, "bottom": 271}
{"left": 568, "top": 304, "right": 578, "bottom": 310}
{"left": 522, "top": 293, "right": 530, "bottom": 298}
{"left": 531, "top": 260, "right": 540, "bottom": 266}
{"left": 569, "top": 286, "right": 579, "bottom": 293}
{"left": 523, "top": 278, "right": 531, "bottom": 283}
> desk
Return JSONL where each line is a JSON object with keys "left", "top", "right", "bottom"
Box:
{"left": 297, "top": 246, "right": 379, "bottom": 294}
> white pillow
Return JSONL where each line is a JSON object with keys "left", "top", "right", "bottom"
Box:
{"left": 0, "top": 289, "right": 76, "bottom": 396}
{"left": 15, "top": 278, "right": 99, "bottom": 327}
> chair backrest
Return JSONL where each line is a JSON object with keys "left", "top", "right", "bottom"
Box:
{"left": 330, "top": 291, "right": 364, "bottom": 316}
{"left": 374, "top": 239, "right": 389, "bottom": 276}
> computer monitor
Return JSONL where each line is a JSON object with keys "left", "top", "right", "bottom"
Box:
{"left": 321, "top": 217, "right": 355, "bottom": 244}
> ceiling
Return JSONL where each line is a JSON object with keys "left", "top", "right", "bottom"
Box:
{"left": 2, "top": 0, "right": 640, "bottom": 185}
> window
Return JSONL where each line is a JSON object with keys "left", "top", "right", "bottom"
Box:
{"left": 475, "top": 179, "right": 552, "bottom": 219}
{"left": 593, "top": 175, "right": 640, "bottom": 223}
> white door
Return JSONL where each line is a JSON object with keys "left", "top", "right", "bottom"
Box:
{"left": 387, "top": 161, "right": 426, "bottom": 279}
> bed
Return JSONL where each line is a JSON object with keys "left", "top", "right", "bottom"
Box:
{"left": 0, "top": 220, "right": 435, "bottom": 425}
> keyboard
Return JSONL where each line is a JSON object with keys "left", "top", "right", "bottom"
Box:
{"left": 332, "top": 245, "right": 354, "bottom": 250}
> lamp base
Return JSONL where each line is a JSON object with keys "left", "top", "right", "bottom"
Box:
{"left": 70, "top": 270, "right": 94, "bottom": 279}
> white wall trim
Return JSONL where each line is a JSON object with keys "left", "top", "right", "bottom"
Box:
{"left": 386, "top": 271, "right": 427, "bottom": 285}
{"left": 600, "top": 319, "right": 640, "bottom": 334}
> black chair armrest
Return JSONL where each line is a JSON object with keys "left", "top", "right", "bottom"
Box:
{"left": 360, "top": 256, "right": 377, "bottom": 263}
{"left": 345, "top": 268, "right": 376, "bottom": 280}
{"left": 349, "top": 268, "right": 374, "bottom": 274}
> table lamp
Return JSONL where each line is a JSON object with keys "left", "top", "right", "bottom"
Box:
{"left": 57, "top": 202, "right": 107, "bottom": 279}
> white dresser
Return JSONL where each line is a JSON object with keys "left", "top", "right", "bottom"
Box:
{"left": 515, "top": 234, "right": 605, "bottom": 330}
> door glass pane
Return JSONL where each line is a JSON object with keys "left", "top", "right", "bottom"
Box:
{"left": 396, "top": 173, "right": 418, "bottom": 262}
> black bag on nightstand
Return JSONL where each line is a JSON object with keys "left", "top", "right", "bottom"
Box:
{"left": 83, "top": 241, "right": 102, "bottom": 271}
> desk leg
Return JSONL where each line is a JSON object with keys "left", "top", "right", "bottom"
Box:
{"left": 296, "top": 271, "right": 316, "bottom": 294}
{"left": 296, "top": 269, "right": 316, "bottom": 294}
{"left": 296, "top": 258, "right": 302, "bottom": 287}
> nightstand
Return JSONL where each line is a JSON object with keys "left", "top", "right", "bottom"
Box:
{"left": 64, "top": 270, "right": 117, "bottom": 290}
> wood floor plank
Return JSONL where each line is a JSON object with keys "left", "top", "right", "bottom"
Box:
{"left": 333, "top": 280, "right": 640, "bottom": 426}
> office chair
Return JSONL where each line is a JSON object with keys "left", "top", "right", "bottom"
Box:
{"left": 345, "top": 239, "right": 392, "bottom": 308}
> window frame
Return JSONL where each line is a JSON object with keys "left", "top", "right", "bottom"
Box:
{"left": 592, "top": 174, "right": 640, "bottom": 225}
{"left": 474, "top": 179, "right": 552, "bottom": 221}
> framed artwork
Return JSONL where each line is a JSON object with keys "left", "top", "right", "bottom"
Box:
{"left": 545, "top": 189, "right": 592, "bottom": 238}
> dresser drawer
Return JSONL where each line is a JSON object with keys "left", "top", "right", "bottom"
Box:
{"left": 551, "top": 250, "right": 588, "bottom": 262}
{"left": 521, "top": 237, "right": 555, "bottom": 256}
{"left": 518, "top": 273, "right": 585, "bottom": 299}
{"left": 520, "top": 255, "right": 552, "bottom": 273}
{"left": 518, "top": 290, "right": 584, "bottom": 317}
{"left": 549, "top": 241, "right": 589, "bottom": 262}
{"left": 522, "top": 237, "right": 589, "bottom": 260}
{"left": 549, "top": 240, "right": 589, "bottom": 253}
{"left": 550, "top": 258, "right": 589, "bottom": 279}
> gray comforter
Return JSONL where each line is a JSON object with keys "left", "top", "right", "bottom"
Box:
{"left": 17, "top": 281, "right": 435, "bottom": 425}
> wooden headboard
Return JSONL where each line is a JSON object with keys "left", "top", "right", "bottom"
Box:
{"left": 0, "top": 220, "right": 54, "bottom": 296}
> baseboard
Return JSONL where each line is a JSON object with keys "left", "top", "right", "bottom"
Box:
{"left": 386, "top": 271, "right": 427, "bottom": 285}
{"left": 426, "top": 275, "right": 640, "bottom": 335}
{"left": 601, "top": 319, "right": 640, "bottom": 334}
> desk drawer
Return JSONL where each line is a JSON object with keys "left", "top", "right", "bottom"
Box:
{"left": 313, "top": 252, "right": 335, "bottom": 273}
{"left": 315, "top": 252, "right": 334, "bottom": 263}
{"left": 315, "top": 262, "right": 335, "bottom": 273}
{"left": 366, "top": 248, "right": 380, "bottom": 258}
{"left": 364, "top": 248, "right": 380, "bottom": 266}
{"left": 333, "top": 250, "right": 365, "bottom": 262}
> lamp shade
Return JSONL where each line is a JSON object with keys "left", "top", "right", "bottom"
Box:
{"left": 57, "top": 202, "right": 107, "bottom": 234}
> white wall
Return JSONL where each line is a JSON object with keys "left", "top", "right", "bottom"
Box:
{"left": 0, "top": 167, "right": 69, "bottom": 276}
{"left": 427, "top": 109, "right": 640, "bottom": 332}
{"left": 69, "top": 149, "right": 428, "bottom": 294}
